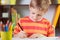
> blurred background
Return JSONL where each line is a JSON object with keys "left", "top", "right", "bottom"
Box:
{"left": 0, "top": 0, "right": 60, "bottom": 38}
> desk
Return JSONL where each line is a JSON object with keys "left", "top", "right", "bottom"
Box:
{"left": 0, "top": 37, "right": 58, "bottom": 40}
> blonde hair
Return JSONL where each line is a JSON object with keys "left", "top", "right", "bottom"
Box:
{"left": 30, "top": 0, "right": 51, "bottom": 10}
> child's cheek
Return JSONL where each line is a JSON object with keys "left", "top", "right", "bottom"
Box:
{"left": 31, "top": 15, "right": 34, "bottom": 19}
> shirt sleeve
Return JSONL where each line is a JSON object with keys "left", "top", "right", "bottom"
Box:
{"left": 47, "top": 23, "right": 55, "bottom": 37}
{"left": 14, "top": 19, "right": 21, "bottom": 35}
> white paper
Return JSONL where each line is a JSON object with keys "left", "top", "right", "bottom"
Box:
{"left": 2, "top": 13, "right": 9, "bottom": 18}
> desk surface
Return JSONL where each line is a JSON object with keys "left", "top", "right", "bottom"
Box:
{"left": 0, "top": 37, "right": 58, "bottom": 40}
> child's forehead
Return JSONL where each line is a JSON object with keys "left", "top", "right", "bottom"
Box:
{"left": 31, "top": 7, "right": 45, "bottom": 12}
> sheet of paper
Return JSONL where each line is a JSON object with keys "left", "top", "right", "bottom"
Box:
{"left": 2, "top": 13, "right": 9, "bottom": 18}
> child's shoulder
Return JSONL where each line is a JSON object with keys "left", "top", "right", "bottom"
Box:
{"left": 42, "top": 18, "right": 50, "bottom": 22}
{"left": 19, "top": 16, "right": 29, "bottom": 20}
{"left": 42, "top": 18, "right": 51, "bottom": 24}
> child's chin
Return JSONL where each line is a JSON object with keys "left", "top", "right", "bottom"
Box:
{"left": 34, "top": 20, "right": 38, "bottom": 21}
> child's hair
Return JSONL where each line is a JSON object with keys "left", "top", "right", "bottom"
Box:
{"left": 30, "top": 0, "right": 51, "bottom": 10}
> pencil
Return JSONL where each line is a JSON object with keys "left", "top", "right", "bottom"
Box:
{"left": 18, "top": 23, "right": 23, "bottom": 31}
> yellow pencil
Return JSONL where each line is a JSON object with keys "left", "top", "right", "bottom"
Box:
{"left": 52, "top": 5, "right": 60, "bottom": 28}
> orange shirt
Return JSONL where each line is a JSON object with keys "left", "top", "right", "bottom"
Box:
{"left": 14, "top": 16, "right": 55, "bottom": 37}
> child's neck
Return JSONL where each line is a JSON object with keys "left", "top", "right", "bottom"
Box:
{"left": 29, "top": 16, "right": 43, "bottom": 22}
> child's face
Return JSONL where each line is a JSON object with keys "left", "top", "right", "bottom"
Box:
{"left": 30, "top": 7, "right": 47, "bottom": 21}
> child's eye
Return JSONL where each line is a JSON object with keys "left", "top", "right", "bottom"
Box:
{"left": 32, "top": 13, "right": 35, "bottom": 14}
{"left": 37, "top": 14, "right": 41, "bottom": 16}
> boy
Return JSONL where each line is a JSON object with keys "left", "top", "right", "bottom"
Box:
{"left": 14, "top": 0, "right": 55, "bottom": 38}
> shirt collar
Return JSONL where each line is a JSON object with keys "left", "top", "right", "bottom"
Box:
{"left": 29, "top": 16, "right": 43, "bottom": 22}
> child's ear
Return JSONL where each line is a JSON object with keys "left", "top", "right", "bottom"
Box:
{"left": 29, "top": 4, "right": 34, "bottom": 10}
{"left": 29, "top": 6, "right": 33, "bottom": 11}
{"left": 43, "top": 9, "right": 48, "bottom": 14}
{"left": 29, "top": 7, "right": 31, "bottom": 11}
{"left": 29, "top": 4, "right": 32, "bottom": 9}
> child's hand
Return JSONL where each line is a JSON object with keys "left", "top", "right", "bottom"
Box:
{"left": 29, "top": 33, "right": 46, "bottom": 38}
{"left": 14, "top": 31, "right": 27, "bottom": 38}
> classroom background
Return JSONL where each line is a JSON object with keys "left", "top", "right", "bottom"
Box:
{"left": 0, "top": 0, "right": 60, "bottom": 40}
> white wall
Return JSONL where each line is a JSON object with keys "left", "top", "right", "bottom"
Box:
{"left": 14, "top": 5, "right": 56, "bottom": 23}
{"left": 43, "top": 5, "right": 56, "bottom": 23}
{"left": 16, "top": 0, "right": 31, "bottom": 5}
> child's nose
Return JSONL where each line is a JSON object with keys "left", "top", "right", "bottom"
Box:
{"left": 34, "top": 16, "right": 37, "bottom": 19}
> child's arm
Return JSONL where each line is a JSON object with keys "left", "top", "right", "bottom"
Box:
{"left": 13, "top": 18, "right": 23, "bottom": 34}
{"left": 29, "top": 33, "right": 46, "bottom": 38}
{"left": 13, "top": 24, "right": 21, "bottom": 35}
{"left": 13, "top": 19, "right": 27, "bottom": 38}
{"left": 47, "top": 24, "right": 55, "bottom": 37}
